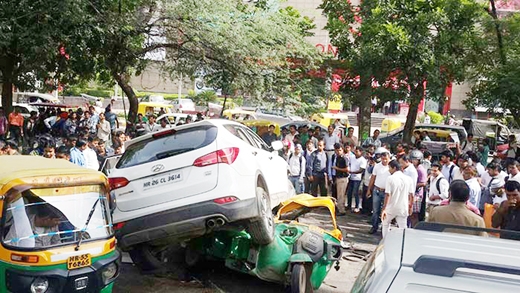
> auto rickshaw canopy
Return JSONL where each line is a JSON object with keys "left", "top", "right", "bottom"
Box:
{"left": 0, "top": 156, "right": 108, "bottom": 198}
{"left": 381, "top": 118, "right": 402, "bottom": 132}
{"left": 276, "top": 194, "right": 342, "bottom": 241}
{"left": 242, "top": 119, "right": 281, "bottom": 136}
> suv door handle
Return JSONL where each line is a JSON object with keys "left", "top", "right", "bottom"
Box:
{"left": 252, "top": 151, "right": 258, "bottom": 156}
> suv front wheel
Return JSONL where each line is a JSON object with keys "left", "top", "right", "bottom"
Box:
{"left": 248, "top": 186, "right": 275, "bottom": 244}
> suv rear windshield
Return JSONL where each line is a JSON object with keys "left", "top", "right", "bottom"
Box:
{"left": 117, "top": 125, "right": 218, "bottom": 168}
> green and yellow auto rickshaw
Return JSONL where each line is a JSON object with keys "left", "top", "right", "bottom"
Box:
{"left": 185, "top": 194, "right": 343, "bottom": 292}
{"left": 0, "top": 156, "right": 119, "bottom": 293}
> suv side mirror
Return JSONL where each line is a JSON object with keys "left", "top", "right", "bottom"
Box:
{"left": 271, "top": 140, "right": 283, "bottom": 151}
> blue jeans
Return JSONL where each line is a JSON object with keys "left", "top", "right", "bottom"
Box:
{"left": 347, "top": 180, "right": 362, "bottom": 210}
{"left": 371, "top": 189, "right": 386, "bottom": 230}
{"left": 289, "top": 176, "right": 303, "bottom": 194}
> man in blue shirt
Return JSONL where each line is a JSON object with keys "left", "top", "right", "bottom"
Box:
{"left": 70, "top": 140, "right": 86, "bottom": 167}
{"left": 307, "top": 140, "right": 329, "bottom": 197}
{"left": 104, "top": 105, "right": 119, "bottom": 134}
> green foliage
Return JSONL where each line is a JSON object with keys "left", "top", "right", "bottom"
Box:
{"left": 321, "top": 0, "right": 485, "bottom": 141}
{"left": 0, "top": 0, "right": 92, "bottom": 113}
{"left": 466, "top": 13, "right": 520, "bottom": 127}
{"left": 189, "top": 91, "right": 218, "bottom": 106}
{"left": 427, "top": 111, "right": 444, "bottom": 125}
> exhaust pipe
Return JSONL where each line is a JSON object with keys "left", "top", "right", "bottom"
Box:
{"left": 207, "top": 219, "right": 216, "bottom": 228}
{"left": 215, "top": 217, "right": 225, "bottom": 227}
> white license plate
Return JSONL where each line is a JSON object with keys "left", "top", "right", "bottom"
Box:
{"left": 75, "top": 276, "right": 88, "bottom": 290}
{"left": 143, "top": 171, "right": 182, "bottom": 190}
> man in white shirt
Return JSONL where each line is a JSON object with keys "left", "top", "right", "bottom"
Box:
{"left": 423, "top": 112, "right": 431, "bottom": 124}
{"left": 469, "top": 152, "right": 486, "bottom": 177}
{"left": 479, "top": 162, "right": 507, "bottom": 212}
{"left": 284, "top": 125, "right": 299, "bottom": 143}
{"left": 381, "top": 160, "right": 413, "bottom": 238}
{"left": 143, "top": 115, "right": 159, "bottom": 133}
{"left": 452, "top": 153, "right": 469, "bottom": 181}
{"left": 347, "top": 147, "right": 367, "bottom": 213}
{"left": 367, "top": 147, "right": 391, "bottom": 234}
{"left": 324, "top": 125, "right": 340, "bottom": 161}
{"left": 507, "top": 160, "right": 520, "bottom": 183}
{"left": 82, "top": 140, "right": 100, "bottom": 171}
{"left": 459, "top": 134, "right": 474, "bottom": 154}
{"left": 463, "top": 166, "right": 482, "bottom": 208}
{"left": 440, "top": 150, "right": 459, "bottom": 183}
{"left": 287, "top": 144, "right": 306, "bottom": 194}
{"left": 426, "top": 163, "right": 450, "bottom": 219}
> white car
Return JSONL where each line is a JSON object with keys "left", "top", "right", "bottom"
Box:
{"left": 352, "top": 223, "right": 520, "bottom": 293}
{"left": 172, "top": 98, "right": 196, "bottom": 113}
{"left": 108, "top": 120, "right": 294, "bottom": 268}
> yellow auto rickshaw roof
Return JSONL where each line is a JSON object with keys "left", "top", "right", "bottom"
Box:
{"left": 276, "top": 194, "right": 342, "bottom": 241}
{"left": 241, "top": 119, "right": 280, "bottom": 127}
{"left": 139, "top": 102, "right": 174, "bottom": 108}
{"left": 0, "top": 156, "right": 107, "bottom": 193}
{"left": 223, "top": 109, "right": 256, "bottom": 115}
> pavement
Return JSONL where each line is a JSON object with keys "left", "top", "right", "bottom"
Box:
{"left": 113, "top": 211, "right": 381, "bottom": 293}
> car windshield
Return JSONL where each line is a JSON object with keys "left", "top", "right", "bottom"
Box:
{"left": 3, "top": 185, "right": 112, "bottom": 250}
{"left": 116, "top": 125, "right": 218, "bottom": 168}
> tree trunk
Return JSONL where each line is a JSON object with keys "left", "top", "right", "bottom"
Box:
{"left": 0, "top": 59, "right": 15, "bottom": 115}
{"left": 489, "top": 0, "right": 506, "bottom": 64}
{"left": 402, "top": 83, "right": 424, "bottom": 143}
{"left": 1, "top": 80, "right": 13, "bottom": 116}
{"left": 357, "top": 77, "right": 372, "bottom": 144}
{"left": 114, "top": 73, "right": 138, "bottom": 126}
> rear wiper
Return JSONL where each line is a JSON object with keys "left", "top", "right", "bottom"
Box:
{"left": 75, "top": 198, "right": 99, "bottom": 251}
{"left": 156, "top": 148, "right": 195, "bottom": 160}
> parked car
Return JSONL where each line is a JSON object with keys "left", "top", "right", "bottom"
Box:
{"left": 108, "top": 119, "right": 295, "bottom": 270}
{"left": 156, "top": 113, "right": 191, "bottom": 127}
{"left": 12, "top": 103, "right": 38, "bottom": 119}
{"left": 14, "top": 92, "right": 60, "bottom": 104}
{"left": 379, "top": 123, "right": 468, "bottom": 147}
{"left": 172, "top": 98, "right": 196, "bottom": 113}
{"left": 351, "top": 223, "right": 520, "bottom": 293}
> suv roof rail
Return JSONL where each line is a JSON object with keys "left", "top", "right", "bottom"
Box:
{"left": 414, "top": 255, "right": 520, "bottom": 277}
{"left": 414, "top": 222, "right": 520, "bottom": 240}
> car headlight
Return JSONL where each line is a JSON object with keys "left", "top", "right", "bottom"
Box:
{"left": 101, "top": 262, "right": 118, "bottom": 284}
{"left": 30, "top": 277, "right": 48, "bottom": 293}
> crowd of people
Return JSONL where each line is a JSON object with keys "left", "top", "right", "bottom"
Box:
{"left": 0, "top": 103, "right": 206, "bottom": 168}
{"left": 274, "top": 121, "right": 520, "bottom": 239}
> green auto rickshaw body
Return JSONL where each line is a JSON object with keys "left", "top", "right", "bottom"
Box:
{"left": 188, "top": 194, "right": 343, "bottom": 290}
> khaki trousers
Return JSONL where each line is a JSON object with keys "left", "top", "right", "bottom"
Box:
{"left": 336, "top": 177, "right": 349, "bottom": 213}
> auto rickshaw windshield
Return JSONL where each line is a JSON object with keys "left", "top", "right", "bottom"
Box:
{"left": 2, "top": 185, "right": 112, "bottom": 250}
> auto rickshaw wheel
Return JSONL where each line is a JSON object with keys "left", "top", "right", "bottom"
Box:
{"left": 290, "top": 264, "right": 312, "bottom": 293}
{"left": 184, "top": 245, "right": 202, "bottom": 267}
{"left": 129, "top": 244, "right": 169, "bottom": 273}
{"left": 249, "top": 186, "right": 275, "bottom": 245}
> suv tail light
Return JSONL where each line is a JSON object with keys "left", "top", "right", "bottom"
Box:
{"left": 193, "top": 147, "right": 240, "bottom": 167}
{"left": 109, "top": 177, "right": 130, "bottom": 190}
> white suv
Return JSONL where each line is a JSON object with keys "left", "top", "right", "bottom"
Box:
{"left": 109, "top": 120, "right": 293, "bottom": 266}
{"left": 352, "top": 223, "right": 520, "bottom": 293}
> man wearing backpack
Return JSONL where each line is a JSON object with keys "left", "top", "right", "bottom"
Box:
{"left": 287, "top": 144, "right": 306, "bottom": 194}
{"left": 426, "top": 163, "right": 449, "bottom": 220}
{"left": 440, "top": 150, "right": 459, "bottom": 184}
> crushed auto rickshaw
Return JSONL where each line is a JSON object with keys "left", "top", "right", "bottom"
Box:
{"left": 185, "top": 194, "right": 343, "bottom": 292}
{"left": 0, "top": 156, "right": 119, "bottom": 293}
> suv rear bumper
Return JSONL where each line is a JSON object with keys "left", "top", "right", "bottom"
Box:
{"left": 115, "top": 197, "right": 258, "bottom": 250}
